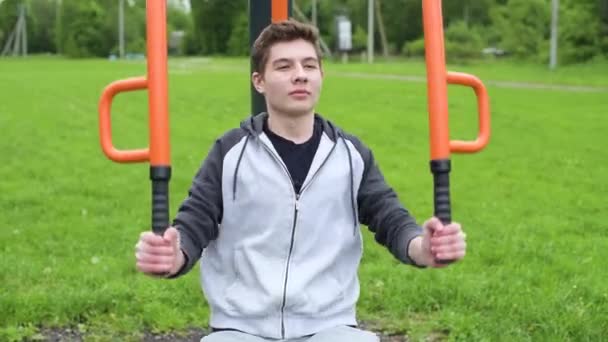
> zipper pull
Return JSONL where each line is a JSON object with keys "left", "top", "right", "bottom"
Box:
{"left": 295, "top": 194, "right": 300, "bottom": 211}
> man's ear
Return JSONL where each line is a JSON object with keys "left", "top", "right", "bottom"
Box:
{"left": 252, "top": 72, "right": 265, "bottom": 94}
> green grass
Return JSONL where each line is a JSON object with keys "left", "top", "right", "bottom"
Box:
{"left": 1, "top": 56, "right": 607, "bottom": 341}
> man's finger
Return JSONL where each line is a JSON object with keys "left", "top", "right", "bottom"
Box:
{"left": 423, "top": 217, "right": 444, "bottom": 234}
{"left": 431, "top": 242, "right": 466, "bottom": 254}
{"left": 136, "top": 262, "right": 172, "bottom": 274}
{"left": 435, "top": 250, "right": 466, "bottom": 261}
{"left": 140, "top": 232, "right": 170, "bottom": 247}
{"left": 432, "top": 223, "right": 462, "bottom": 236}
{"left": 136, "top": 251, "right": 176, "bottom": 265}
{"left": 135, "top": 244, "right": 175, "bottom": 256}
{"left": 431, "top": 233, "right": 465, "bottom": 246}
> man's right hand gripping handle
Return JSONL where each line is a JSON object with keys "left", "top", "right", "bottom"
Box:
{"left": 135, "top": 227, "right": 185, "bottom": 277}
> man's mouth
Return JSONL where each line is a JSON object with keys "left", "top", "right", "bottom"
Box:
{"left": 289, "top": 90, "right": 310, "bottom": 96}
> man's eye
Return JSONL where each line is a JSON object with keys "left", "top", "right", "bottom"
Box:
{"left": 304, "top": 64, "right": 317, "bottom": 69}
{"left": 277, "top": 65, "right": 290, "bottom": 70}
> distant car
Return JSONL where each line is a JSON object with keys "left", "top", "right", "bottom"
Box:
{"left": 482, "top": 47, "right": 507, "bottom": 57}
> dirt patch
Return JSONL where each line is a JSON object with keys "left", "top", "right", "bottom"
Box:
{"left": 142, "top": 328, "right": 209, "bottom": 342}
{"left": 37, "top": 325, "right": 409, "bottom": 341}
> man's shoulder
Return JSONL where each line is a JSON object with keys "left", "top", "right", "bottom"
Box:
{"left": 219, "top": 127, "right": 248, "bottom": 142}
{"left": 214, "top": 127, "right": 249, "bottom": 155}
{"left": 338, "top": 128, "right": 371, "bottom": 156}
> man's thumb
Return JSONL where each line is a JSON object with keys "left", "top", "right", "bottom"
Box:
{"left": 424, "top": 217, "right": 443, "bottom": 235}
{"left": 163, "top": 227, "right": 179, "bottom": 246}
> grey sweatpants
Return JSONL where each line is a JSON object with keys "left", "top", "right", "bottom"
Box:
{"left": 201, "top": 325, "right": 379, "bottom": 342}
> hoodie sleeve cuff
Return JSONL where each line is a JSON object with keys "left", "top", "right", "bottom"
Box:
{"left": 165, "top": 248, "right": 190, "bottom": 279}
{"left": 166, "top": 226, "right": 200, "bottom": 279}
{"left": 395, "top": 225, "right": 426, "bottom": 268}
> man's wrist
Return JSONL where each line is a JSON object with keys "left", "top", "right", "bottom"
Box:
{"left": 166, "top": 249, "right": 187, "bottom": 278}
{"left": 408, "top": 235, "right": 431, "bottom": 267}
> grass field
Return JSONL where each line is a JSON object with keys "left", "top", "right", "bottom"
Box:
{"left": 1, "top": 56, "right": 607, "bottom": 341}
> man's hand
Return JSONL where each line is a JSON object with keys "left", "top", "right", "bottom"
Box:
{"left": 135, "top": 227, "right": 185, "bottom": 277}
{"left": 409, "top": 217, "right": 467, "bottom": 267}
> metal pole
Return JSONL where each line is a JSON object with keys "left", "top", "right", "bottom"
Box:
{"left": 22, "top": 4, "right": 27, "bottom": 56}
{"left": 367, "top": 0, "right": 374, "bottom": 63}
{"left": 550, "top": 0, "right": 559, "bottom": 70}
{"left": 12, "top": 6, "right": 21, "bottom": 56}
{"left": 119, "top": 0, "right": 125, "bottom": 58}
{"left": 249, "top": 0, "right": 292, "bottom": 116}
{"left": 2, "top": 30, "right": 15, "bottom": 56}
{"left": 56, "top": 0, "right": 62, "bottom": 55}
{"left": 312, "top": 0, "right": 317, "bottom": 28}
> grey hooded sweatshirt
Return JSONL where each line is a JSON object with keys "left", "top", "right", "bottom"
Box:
{"left": 172, "top": 113, "right": 423, "bottom": 339}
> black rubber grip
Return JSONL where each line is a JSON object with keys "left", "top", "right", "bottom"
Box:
{"left": 150, "top": 166, "right": 171, "bottom": 235}
{"left": 430, "top": 159, "right": 454, "bottom": 264}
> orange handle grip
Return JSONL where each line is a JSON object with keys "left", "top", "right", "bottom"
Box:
{"left": 447, "top": 72, "right": 491, "bottom": 153}
{"left": 98, "top": 77, "right": 150, "bottom": 163}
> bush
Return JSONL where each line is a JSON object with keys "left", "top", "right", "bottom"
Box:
{"left": 489, "top": 0, "right": 550, "bottom": 59}
{"left": 402, "top": 38, "right": 425, "bottom": 57}
{"left": 126, "top": 37, "right": 146, "bottom": 55}
{"left": 402, "top": 21, "right": 483, "bottom": 62}
{"left": 444, "top": 21, "right": 483, "bottom": 61}
{"left": 58, "top": 0, "right": 111, "bottom": 58}
{"left": 227, "top": 12, "right": 248, "bottom": 56}
{"left": 352, "top": 25, "right": 367, "bottom": 52}
{"left": 182, "top": 30, "right": 202, "bottom": 56}
{"left": 558, "top": 3, "right": 602, "bottom": 64}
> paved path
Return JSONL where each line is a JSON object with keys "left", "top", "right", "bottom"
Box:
{"left": 333, "top": 71, "right": 608, "bottom": 93}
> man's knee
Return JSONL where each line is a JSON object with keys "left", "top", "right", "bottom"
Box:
{"left": 200, "top": 330, "right": 267, "bottom": 342}
{"left": 309, "top": 325, "right": 380, "bottom": 342}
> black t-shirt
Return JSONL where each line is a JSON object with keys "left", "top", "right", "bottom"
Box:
{"left": 263, "top": 117, "right": 322, "bottom": 194}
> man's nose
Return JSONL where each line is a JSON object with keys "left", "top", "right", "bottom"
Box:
{"left": 292, "top": 64, "right": 308, "bottom": 83}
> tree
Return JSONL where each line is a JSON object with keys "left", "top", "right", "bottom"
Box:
{"left": 557, "top": 0, "right": 602, "bottom": 63}
{"left": 597, "top": 0, "right": 608, "bottom": 57}
{"left": 489, "top": 0, "right": 550, "bottom": 59}
{"left": 189, "top": 0, "right": 244, "bottom": 55}
{"left": 54, "top": 0, "right": 147, "bottom": 57}
{"left": 443, "top": 0, "right": 493, "bottom": 27}
{"left": 0, "top": 0, "right": 23, "bottom": 49}
{"left": 227, "top": 11, "right": 248, "bottom": 56}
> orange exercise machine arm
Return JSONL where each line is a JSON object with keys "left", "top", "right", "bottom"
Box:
{"left": 422, "top": 0, "right": 491, "bottom": 262}
{"left": 99, "top": 0, "right": 170, "bottom": 235}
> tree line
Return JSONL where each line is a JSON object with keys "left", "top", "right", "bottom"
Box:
{"left": 1, "top": 0, "right": 606, "bottom": 64}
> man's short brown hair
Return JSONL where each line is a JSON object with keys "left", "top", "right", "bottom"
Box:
{"left": 252, "top": 20, "right": 323, "bottom": 75}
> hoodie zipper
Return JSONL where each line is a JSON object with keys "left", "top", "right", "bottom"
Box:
{"left": 260, "top": 137, "right": 338, "bottom": 339}
{"left": 280, "top": 193, "right": 299, "bottom": 339}
{"left": 258, "top": 142, "right": 299, "bottom": 339}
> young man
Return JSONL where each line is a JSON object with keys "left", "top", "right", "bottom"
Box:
{"left": 135, "top": 20, "right": 466, "bottom": 342}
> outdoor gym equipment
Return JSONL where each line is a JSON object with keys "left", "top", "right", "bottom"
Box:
{"left": 422, "top": 0, "right": 491, "bottom": 263}
{"left": 99, "top": 0, "right": 170, "bottom": 235}
{"left": 96, "top": 0, "right": 491, "bottom": 248}
{"left": 98, "top": 0, "right": 290, "bottom": 236}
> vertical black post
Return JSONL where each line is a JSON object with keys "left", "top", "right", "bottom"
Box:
{"left": 249, "top": 0, "right": 292, "bottom": 116}
{"left": 249, "top": 0, "right": 270, "bottom": 116}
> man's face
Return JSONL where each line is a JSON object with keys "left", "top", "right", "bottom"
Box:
{"left": 252, "top": 39, "right": 323, "bottom": 117}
